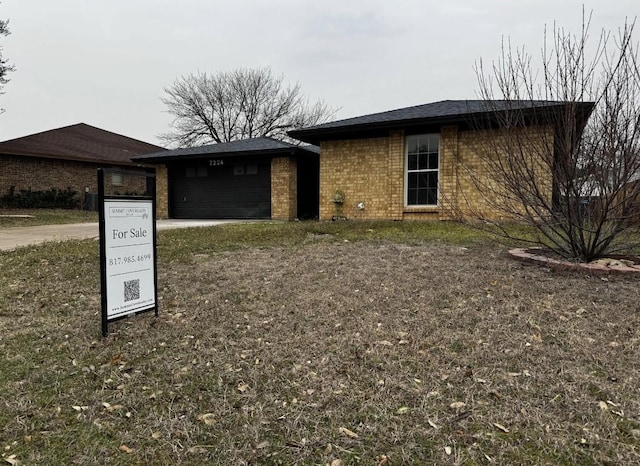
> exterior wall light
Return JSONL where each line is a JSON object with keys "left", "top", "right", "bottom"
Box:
{"left": 357, "top": 202, "right": 365, "bottom": 210}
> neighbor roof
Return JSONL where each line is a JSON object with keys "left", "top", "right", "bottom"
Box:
{"left": 0, "top": 123, "right": 165, "bottom": 165}
{"left": 289, "top": 99, "right": 595, "bottom": 145}
{"left": 134, "top": 137, "right": 319, "bottom": 163}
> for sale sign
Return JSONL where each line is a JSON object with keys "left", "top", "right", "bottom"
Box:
{"left": 98, "top": 169, "right": 158, "bottom": 336}
{"left": 103, "top": 200, "right": 156, "bottom": 319}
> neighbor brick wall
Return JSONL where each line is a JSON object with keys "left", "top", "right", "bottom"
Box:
{"left": 271, "top": 157, "right": 297, "bottom": 220}
{"left": 0, "top": 154, "right": 147, "bottom": 206}
{"left": 318, "top": 125, "right": 554, "bottom": 221}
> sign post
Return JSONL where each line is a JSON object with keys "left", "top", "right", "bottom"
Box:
{"left": 98, "top": 169, "right": 158, "bottom": 336}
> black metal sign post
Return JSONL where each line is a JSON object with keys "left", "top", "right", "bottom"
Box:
{"left": 98, "top": 168, "right": 158, "bottom": 337}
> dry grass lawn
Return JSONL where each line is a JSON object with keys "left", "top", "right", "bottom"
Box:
{"left": 0, "top": 208, "right": 98, "bottom": 228}
{"left": 1, "top": 221, "right": 639, "bottom": 465}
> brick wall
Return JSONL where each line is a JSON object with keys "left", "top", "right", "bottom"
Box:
{"left": 0, "top": 155, "right": 148, "bottom": 206}
{"left": 453, "top": 126, "right": 554, "bottom": 219}
{"left": 155, "top": 165, "right": 169, "bottom": 219}
{"left": 271, "top": 157, "right": 297, "bottom": 220}
{"left": 318, "top": 125, "right": 554, "bottom": 221}
{"left": 320, "top": 137, "right": 402, "bottom": 220}
{"left": 102, "top": 171, "right": 148, "bottom": 197}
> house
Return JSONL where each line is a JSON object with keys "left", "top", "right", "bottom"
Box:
{"left": 0, "top": 123, "right": 164, "bottom": 207}
{"left": 133, "top": 137, "right": 319, "bottom": 220}
{"left": 288, "top": 100, "right": 594, "bottom": 221}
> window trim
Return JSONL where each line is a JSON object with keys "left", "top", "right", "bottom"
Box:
{"left": 404, "top": 133, "right": 440, "bottom": 207}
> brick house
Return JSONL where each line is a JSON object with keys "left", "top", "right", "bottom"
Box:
{"left": 0, "top": 123, "right": 164, "bottom": 207}
{"left": 288, "top": 100, "right": 594, "bottom": 221}
{"left": 134, "top": 137, "right": 319, "bottom": 220}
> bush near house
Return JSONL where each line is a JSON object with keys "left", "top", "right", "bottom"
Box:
{"left": 0, "top": 186, "right": 79, "bottom": 209}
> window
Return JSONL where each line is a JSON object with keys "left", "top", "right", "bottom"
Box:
{"left": 405, "top": 134, "right": 439, "bottom": 206}
{"left": 186, "top": 166, "right": 207, "bottom": 177}
{"left": 111, "top": 172, "right": 124, "bottom": 187}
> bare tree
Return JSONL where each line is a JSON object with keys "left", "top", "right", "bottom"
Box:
{"left": 160, "top": 67, "right": 336, "bottom": 147}
{"left": 0, "top": 12, "right": 14, "bottom": 111}
{"left": 457, "top": 12, "right": 640, "bottom": 262}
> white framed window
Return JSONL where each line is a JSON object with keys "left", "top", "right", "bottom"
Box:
{"left": 405, "top": 134, "right": 439, "bottom": 206}
{"left": 111, "top": 172, "right": 124, "bottom": 187}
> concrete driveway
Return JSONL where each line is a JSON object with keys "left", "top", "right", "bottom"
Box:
{"left": 0, "top": 219, "right": 244, "bottom": 251}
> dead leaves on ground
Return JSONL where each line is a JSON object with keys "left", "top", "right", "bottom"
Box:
{"left": 338, "top": 427, "right": 359, "bottom": 439}
{"left": 599, "top": 400, "right": 626, "bottom": 418}
{"left": 237, "top": 382, "right": 250, "bottom": 393}
{"left": 2, "top": 455, "right": 19, "bottom": 466}
{"left": 450, "top": 401, "right": 466, "bottom": 410}
{"left": 197, "top": 413, "right": 216, "bottom": 426}
{"left": 492, "top": 422, "right": 510, "bottom": 433}
{"left": 101, "top": 401, "right": 125, "bottom": 413}
{"left": 118, "top": 444, "right": 133, "bottom": 454}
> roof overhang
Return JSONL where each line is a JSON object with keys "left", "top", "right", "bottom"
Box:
{"left": 0, "top": 150, "right": 145, "bottom": 166}
{"left": 289, "top": 101, "right": 596, "bottom": 145}
{"left": 289, "top": 116, "right": 478, "bottom": 145}
{"left": 134, "top": 142, "right": 319, "bottom": 164}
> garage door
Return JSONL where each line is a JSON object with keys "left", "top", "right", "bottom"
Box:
{"left": 169, "top": 160, "right": 271, "bottom": 219}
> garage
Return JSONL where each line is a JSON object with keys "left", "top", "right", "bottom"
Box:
{"left": 134, "top": 137, "right": 319, "bottom": 220}
{"left": 169, "top": 158, "right": 271, "bottom": 219}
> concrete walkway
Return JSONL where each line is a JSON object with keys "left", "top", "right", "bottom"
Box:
{"left": 0, "top": 219, "right": 241, "bottom": 251}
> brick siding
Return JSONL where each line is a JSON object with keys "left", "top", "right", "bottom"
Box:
{"left": 320, "top": 136, "right": 402, "bottom": 220}
{"left": 0, "top": 155, "right": 148, "bottom": 206}
{"left": 318, "top": 125, "right": 554, "bottom": 221}
{"left": 155, "top": 165, "right": 169, "bottom": 219}
{"left": 454, "top": 126, "right": 554, "bottom": 219}
{"left": 271, "top": 157, "right": 297, "bottom": 220}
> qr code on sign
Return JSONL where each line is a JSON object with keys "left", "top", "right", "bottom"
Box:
{"left": 124, "top": 279, "right": 140, "bottom": 302}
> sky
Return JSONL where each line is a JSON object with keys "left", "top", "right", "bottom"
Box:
{"left": 0, "top": 0, "right": 637, "bottom": 146}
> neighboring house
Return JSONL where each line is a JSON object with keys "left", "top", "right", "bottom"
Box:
{"left": 133, "top": 137, "right": 319, "bottom": 220}
{"left": 288, "top": 100, "right": 593, "bottom": 221}
{"left": 0, "top": 123, "right": 164, "bottom": 206}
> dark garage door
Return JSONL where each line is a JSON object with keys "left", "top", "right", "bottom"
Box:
{"left": 169, "top": 160, "right": 271, "bottom": 219}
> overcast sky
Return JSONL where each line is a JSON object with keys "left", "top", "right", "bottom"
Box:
{"left": 0, "top": 0, "right": 637, "bottom": 146}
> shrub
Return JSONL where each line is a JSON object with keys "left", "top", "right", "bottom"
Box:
{"left": 1, "top": 186, "right": 79, "bottom": 209}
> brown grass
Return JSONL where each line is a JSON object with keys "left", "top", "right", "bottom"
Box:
{"left": 0, "top": 208, "right": 98, "bottom": 228}
{"left": 1, "top": 222, "right": 640, "bottom": 464}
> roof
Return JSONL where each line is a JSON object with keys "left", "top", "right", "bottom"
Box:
{"left": 134, "top": 136, "right": 319, "bottom": 163}
{"left": 288, "top": 99, "right": 595, "bottom": 145}
{"left": 0, "top": 123, "right": 165, "bottom": 165}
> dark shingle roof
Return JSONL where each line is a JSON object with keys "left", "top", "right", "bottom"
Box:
{"left": 289, "top": 100, "right": 593, "bottom": 144}
{"left": 0, "top": 123, "right": 165, "bottom": 165}
{"left": 134, "top": 136, "right": 319, "bottom": 163}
